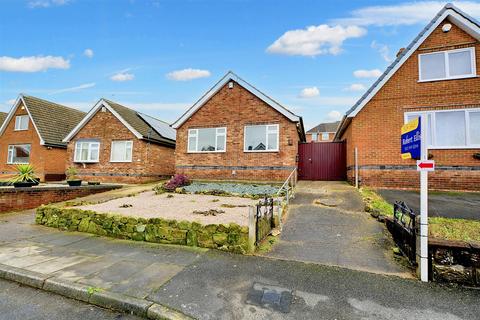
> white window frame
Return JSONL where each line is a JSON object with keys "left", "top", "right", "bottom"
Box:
{"left": 418, "top": 47, "right": 477, "bottom": 82}
{"left": 14, "top": 115, "right": 29, "bottom": 131}
{"left": 110, "top": 140, "right": 133, "bottom": 163}
{"left": 74, "top": 140, "right": 100, "bottom": 163}
{"left": 187, "top": 127, "right": 227, "bottom": 153}
{"left": 244, "top": 124, "right": 280, "bottom": 153}
{"left": 404, "top": 108, "right": 480, "bottom": 149}
{"left": 311, "top": 133, "right": 318, "bottom": 141}
{"left": 321, "top": 132, "right": 330, "bottom": 141}
{"left": 7, "top": 144, "right": 31, "bottom": 164}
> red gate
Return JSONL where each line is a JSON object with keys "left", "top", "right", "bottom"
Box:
{"left": 298, "top": 142, "right": 346, "bottom": 181}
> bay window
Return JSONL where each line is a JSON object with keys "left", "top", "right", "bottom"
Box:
{"left": 244, "top": 124, "right": 279, "bottom": 152}
{"left": 74, "top": 140, "right": 100, "bottom": 162}
{"left": 419, "top": 47, "right": 476, "bottom": 82}
{"left": 7, "top": 144, "right": 31, "bottom": 164}
{"left": 188, "top": 127, "right": 226, "bottom": 152}
{"left": 405, "top": 109, "right": 480, "bottom": 148}
{"left": 110, "top": 140, "right": 133, "bottom": 162}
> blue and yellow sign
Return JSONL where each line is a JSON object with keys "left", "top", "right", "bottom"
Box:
{"left": 401, "top": 117, "right": 421, "bottom": 160}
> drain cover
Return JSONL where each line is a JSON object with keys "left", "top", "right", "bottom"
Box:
{"left": 246, "top": 282, "right": 293, "bottom": 313}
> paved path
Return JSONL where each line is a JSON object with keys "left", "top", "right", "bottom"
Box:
{"left": 0, "top": 210, "right": 479, "bottom": 319}
{"left": 266, "top": 181, "right": 409, "bottom": 276}
{"left": 378, "top": 189, "right": 480, "bottom": 220}
{"left": 0, "top": 278, "right": 141, "bottom": 320}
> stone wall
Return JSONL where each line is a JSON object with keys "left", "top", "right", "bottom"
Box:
{"left": 36, "top": 206, "right": 250, "bottom": 254}
{"left": 429, "top": 238, "right": 480, "bottom": 286}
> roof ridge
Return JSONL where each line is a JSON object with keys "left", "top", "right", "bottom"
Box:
{"left": 21, "top": 94, "right": 85, "bottom": 115}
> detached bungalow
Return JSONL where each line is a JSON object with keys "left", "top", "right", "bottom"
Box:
{"left": 63, "top": 99, "right": 176, "bottom": 183}
{"left": 172, "top": 72, "right": 305, "bottom": 182}
{"left": 0, "top": 95, "right": 86, "bottom": 181}
{"left": 306, "top": 121, "right": 340, "bottom": 143}
{"left": 335, "top": 4, "right": 480, "bottom": 191}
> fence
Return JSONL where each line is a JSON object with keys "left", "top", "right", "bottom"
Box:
{"left": 386, "top": 201, "right": 417, "bottom": 264}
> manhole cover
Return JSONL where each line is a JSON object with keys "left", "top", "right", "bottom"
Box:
{"left": 314, "top": 198, "right": 343, "bottom": 207}
{"left": 246, "top": 282, "right": 293, "bottom": 313}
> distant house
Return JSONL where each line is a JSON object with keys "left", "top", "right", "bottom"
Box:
{"left": 172, "top": 72, "right": 305, "bottom": 181}
{"left": 0, "top": 95, "right": 86, "bottom": 181}
{"left": 335, "top": 4, "right": 480, "bottom": 191}
{"left": 306, "top": 121, "right": 339, "bottom": 142}
{"left": 63, "top": 99, "right": 176, "bottom": 183}
{"left": 0, "top": 112, "right": 7, "bottom": 127}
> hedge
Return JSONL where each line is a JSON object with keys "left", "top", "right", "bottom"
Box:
{"left": 36, "top": 205, "right": 250, "bottom": 254}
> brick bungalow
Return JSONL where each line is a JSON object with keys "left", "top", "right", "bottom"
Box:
{"left": 172, "top": 72, "right": 305, "bottom": 181}
{"left": 0, "top": 94, "right": 86, "bottom": 181}
{"left": 335, "top": 4, "right": 480, "bottom": 191}
{"left": 63, "top": 98, "right": 176, "bottom": 183}
{"left": 306, "top": 121, "right": 339, "bottom": 142}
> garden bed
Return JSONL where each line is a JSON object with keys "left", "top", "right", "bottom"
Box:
{"left": 182, "top": 181, "right": 282, "bottom": 198}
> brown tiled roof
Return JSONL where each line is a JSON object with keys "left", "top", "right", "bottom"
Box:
{"left": 0, "top": 112, "right": 7, "bottom": 127}
{"left": 103, "top": 99, "right": 175, "bottom": 146}
{"left": 22, "top": 95, "right": 86, "bottom": 147}
{"left": 307, "top": 121, "right": 340, "bottom": 133}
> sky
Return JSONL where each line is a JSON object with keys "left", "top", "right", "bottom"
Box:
{"left": 1, "top": 0, "right": 480, "bottom": 131}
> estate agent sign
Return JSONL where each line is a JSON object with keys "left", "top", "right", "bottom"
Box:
{"left": 401, "top": 117, "right": 421, "bottom": 160}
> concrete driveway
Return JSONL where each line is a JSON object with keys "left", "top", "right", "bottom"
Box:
{"left": 266, "top": 181, "right": 409, "bottom": 276}
{"left": 378, "top": 189, "right": 480, "bottom": 220}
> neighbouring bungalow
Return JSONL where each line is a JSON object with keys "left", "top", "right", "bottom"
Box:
{"left": 63, "top": 99, "right": 176, "bottom": 183}
{"left": 172, "top": 71, "right": 305, "bottom": 182}
{"left": 306, "top": 121, "right": 339, "bottom": 143}
{"left": 335, "top": 4, "right": 480, "bottom": 191}
{"left": 0, "top": 94, "right": 86, "bottom": 181}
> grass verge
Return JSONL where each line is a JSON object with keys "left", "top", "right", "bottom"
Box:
{"left": 359, "top": 187, "right": 393, "bottom": 217}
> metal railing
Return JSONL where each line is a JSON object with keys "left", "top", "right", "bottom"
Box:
{"left": 275, "top": 168, "right": 297, "bottom": 230}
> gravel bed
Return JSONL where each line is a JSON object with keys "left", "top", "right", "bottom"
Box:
{"left": 183, "top": 182, "right": 281, "bottom": 196}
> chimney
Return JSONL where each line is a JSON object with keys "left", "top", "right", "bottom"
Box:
{"left": 396, "top": 47, "right": 406, "bottom": 57}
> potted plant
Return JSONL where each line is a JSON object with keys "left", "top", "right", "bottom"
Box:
{"left": 474, "top": 153, "right": 480, "bottom": 160}
{"left": 66, "top": 167, "right": 82, "bottom": 187}
{"left": 10, "top": 164, "right": 38, "bottom": 188}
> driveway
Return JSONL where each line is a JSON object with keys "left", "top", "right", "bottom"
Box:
{"left": 266, "top": 181, "right": 408, "bottom": 276}
{"left": 378, "top": 189, "right": 480, "bottom": 220}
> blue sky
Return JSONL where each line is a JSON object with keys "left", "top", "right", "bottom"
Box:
{"left": 1, "top": 0, "right": 480, "bottom": 130}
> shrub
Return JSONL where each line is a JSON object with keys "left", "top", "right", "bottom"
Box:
{"left": 66, "top": 167, "right": 79, "bottom": 181}
{"left": 10, "top": 164, "right": 38, "bottom": 183}
{"left": 163, "top": 174, "right": 191, "bottom": 192}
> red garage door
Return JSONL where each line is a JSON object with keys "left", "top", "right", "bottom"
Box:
{"left": 298, "top": 142, "right": 346, "bottom": 181}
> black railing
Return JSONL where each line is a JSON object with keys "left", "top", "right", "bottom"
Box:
{"left": 388, "top": 201, "right": 417, "bottom": 264}
{"left": 255, "top": 197, "right": 274, "bottom": 245}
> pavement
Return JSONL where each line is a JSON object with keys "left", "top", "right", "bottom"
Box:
{"left": 378, "top": 189, "right": 480, "bottom": 220}
{"left": 0, "top": 278, "right": 142, "bottom": 320}
{"left": 265, "top": 181, "right": 408, "bottom": 276}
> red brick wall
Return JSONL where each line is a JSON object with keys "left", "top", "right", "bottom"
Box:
{"left": 0, "top": 101, "right": 68, "bottom": 182}
{"left": 175, "top": 81, "right": 301, "bottom": 181}
{"left": 66, "top": 108, "right": 175, "bottom": 183}
{"left": 306, "top": 132, "right": 335, "bottom": 143}
{"left": 341, "top": 17, "right": 480, "bottom": 191}
{"left": 0, "top": 185, "right": 121, "bottom": 213}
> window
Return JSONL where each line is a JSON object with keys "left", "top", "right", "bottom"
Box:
{"left": 311, "top": 133, "right": 318, "bottom": 141}
{"left": 321, "top": 133, "right": 330, "bottom": 141}
{"left": 110, "top": 141, "right": 133, "bottom": 162}
{"left": 188, "top": 127, "right": 226, "bottom": 152}
{"left": 7, "top": 144, "right": 31, "bottom": 164}
{"left": 14, "top": 115, "right": 29, "bottom": 131}
{"left": 419, "top": 47, "right": 476, "bottom": 81}
{"left": 74, "top": 140, "right": 100, "bottom": 162}
{"left": 405, "top": 109, "right": 480, "bottom": 149}
{"left": 244, "top": 124, "right": 279, "bottom": 152}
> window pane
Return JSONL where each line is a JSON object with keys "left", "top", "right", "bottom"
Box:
{"left": 216, "top": 135, "right": 225, "bottom": 151}
{"left": 245, "top": 125, "right": 267, "bottom": 151}
{"left": 267, "top": 133, "right": 278, "bottom": 150}
{"left": 111, "top": 142, "right": 126, "bottom": 161}
{"left": 197, "top": 128, "right": 216, "bottom": 151}
{"left": 311, "top": 133, "right": 317, "bottom": 141}
{"left": 11, "top": 145, "right": 30, "bottom": 163}
{"left": 90, "top": 148, "right": 99, "bottom": 161}
{"left": 469, "top": 112, "right": 480, "bottom": 145}
{"left": 420, "top": 52, "right": 446, "bottom": 80}
{"left": 188, "top": 136, "right": 196, "bottom": 152}
{"left": 449, "top": 50, "right": 472, "bottom": 77}
{"left": 435, "top": 111, "right": 466, "bottom": 146}
{"left": 322, "top": 133, "right": 329, "bottom": 141}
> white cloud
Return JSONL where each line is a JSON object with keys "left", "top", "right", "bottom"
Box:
{"left": 6, "top": 98, "right": 16, "bottom": 106}
{"left": 267, "top": 24, "right": 366, "bottom": 56}
{"left": 325, "top": 110, "right": 343, "bottom": 122}
{"left": 333, "top": 1, "right": 480, "bottom": 26}
{"left": 353, "top": 69, "right": 382, "bottom": 78}
{"left": 111, "top": 71, "right": 135, "bottom": 82}
{"left": 299, "top": 86, "right": 320, "bottom": 98}
{"left": 83, "top": 49, "right": 94, "bottom": 58}
{"left": 345, "top": 83, "right": 367, "bottom": 92}
{"left": 371, "top": 41, "right": 392, "bottom": 63}
{"left": 28, "top": 0, "right": 71, "bottom": 8}
{"left": 166, "top": 68, "right": 211, "bottom": 81}
{"left": 50, "top": 82, "right": 96, "bottom": 94}
{"left": 0, "top": 55, "right": 70, "bottom": 72}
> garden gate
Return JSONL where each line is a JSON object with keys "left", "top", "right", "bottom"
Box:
{"left": 298, "top": 142, "right": 346, "bottom": 180}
